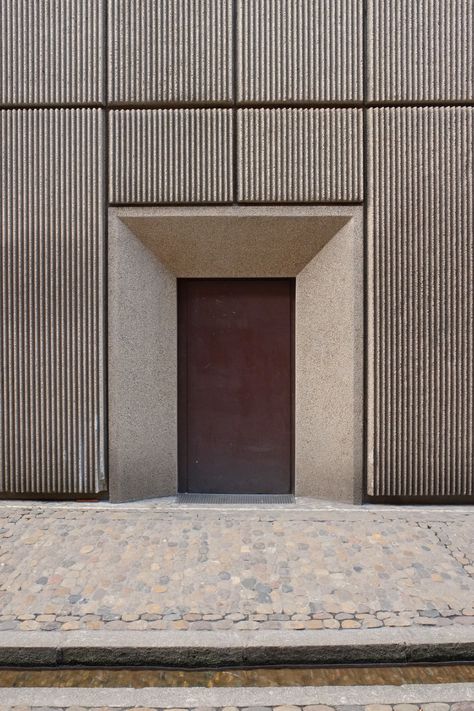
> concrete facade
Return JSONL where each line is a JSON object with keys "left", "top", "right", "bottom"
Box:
{"left": 0, "top": 1, "right": 473, "bottom": 501}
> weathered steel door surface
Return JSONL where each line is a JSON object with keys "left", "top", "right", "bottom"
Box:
{"left": 178, "top": 279, "right": 294, "bottom": 494}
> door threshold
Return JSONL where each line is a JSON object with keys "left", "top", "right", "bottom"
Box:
{"left": 177, "top": 493, "right": 295, "bottom": 505}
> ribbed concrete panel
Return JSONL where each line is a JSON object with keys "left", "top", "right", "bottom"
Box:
{"left": 0, "top": 0, "right": 103, "bottom": 106}
{"left": 109, "top": 110, "right": 233, "bottom": 204}
{"left": 368, "top": 108, "right": 474, "bottom": 497}
{"left": 238, "top": 0, "right": 363, "bottom": 103}
{"left": 0, "top": 110, "right": 105, "bottom": 495}
{"left": 109, "top": 0, "right": 232, "bottom": 105}
{"left": 368, "top": 0, "right": 474, "bottom": 101}
{"left": 238, "top": 109, "right": 363, "bottom": 203}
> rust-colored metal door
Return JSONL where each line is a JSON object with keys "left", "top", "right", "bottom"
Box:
{"left": 178, "top": 279, "right": 294, "bottom": 494}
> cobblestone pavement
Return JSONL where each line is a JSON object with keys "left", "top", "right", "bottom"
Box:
{"left": 3, "top": 703, "right": 474, "bottom": 710}
{"left": 0, "top": 503, "right": 473, "bottom": 632}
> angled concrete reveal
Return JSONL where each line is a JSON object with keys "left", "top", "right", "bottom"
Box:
{"left": 108, "top": 206, "right": 363, "bottom": 502}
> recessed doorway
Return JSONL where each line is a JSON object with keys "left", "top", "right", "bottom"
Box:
{"left": 108, "top": 206, "right": 363, "bottom": 503}
{"left": 178, "top": 279, "right": 294, "bottom": 494}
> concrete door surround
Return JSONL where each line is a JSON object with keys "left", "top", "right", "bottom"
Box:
{"left": 108, "top": 206, "right": 364, "bottom": 503}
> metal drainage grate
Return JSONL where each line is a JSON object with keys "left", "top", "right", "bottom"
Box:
{"left": 177, "top": 493, "right": 295, "bottom": 505}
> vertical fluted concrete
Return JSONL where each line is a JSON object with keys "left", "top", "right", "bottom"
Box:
{"left": 368, "top": 108, "right": 474, "bottom": 497}
{"left": 109, "top": 110, "right": 233, "bottom": 204}
{"left": 0, "top": 0, "right": 103, "bottom": 106}
{"left": 368, "top": 0, "right": 474, "bottom": 102}
{"left": 1, "top": 0, "right": 473, "bottom": 502}
{"left": 238, "top": 0, "right": 363, "bottom": 103}
{"left": 238, "top": 109, "right": 363, "bottom": 203}
{"left": 108, "top": 0, "right": 233, "bottom": 104}
{"left": 0, "top": 110, "right": 106, "bottom": 494}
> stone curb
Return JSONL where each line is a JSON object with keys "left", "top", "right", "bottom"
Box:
{"left": 0, "top": 627, "right": 473, "bottom": 666}
{"left": 0, "top": 682, "right": 473, "bottom": 707}
{"left": 2, "top": 499, "right": 473, "bottom": 518}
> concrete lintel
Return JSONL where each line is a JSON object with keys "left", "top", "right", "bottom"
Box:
{"left": 113, "top": 205, "right": 360, "bottom": 219}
